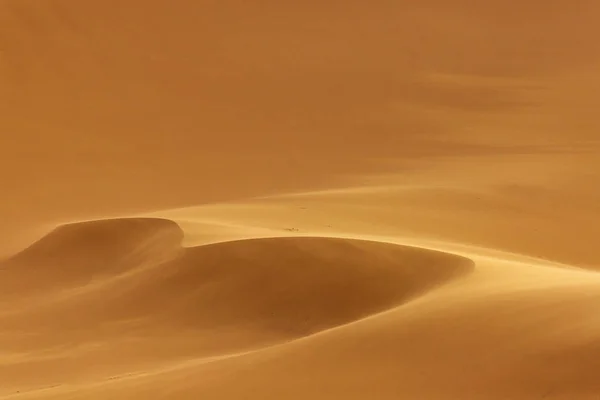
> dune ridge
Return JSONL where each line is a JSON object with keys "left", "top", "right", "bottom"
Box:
{"left": 2, "top": 216, "right": 600, "bottom": 399}
{"left": 0, "top": 218, "right": 183, "bottom": 301}
{"left": 0, "top": 217, "right": 475, "bottom": 395}
{"left": 3, "top": 214, "right": 600, "bottom": 399}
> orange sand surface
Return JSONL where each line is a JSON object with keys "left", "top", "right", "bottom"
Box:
{"left": 1, "top": 1, "right": 600, "bottom": 399}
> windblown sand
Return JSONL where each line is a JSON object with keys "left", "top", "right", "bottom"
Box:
{"left": 1, "top": 1, "right": 600, "bottom": 399}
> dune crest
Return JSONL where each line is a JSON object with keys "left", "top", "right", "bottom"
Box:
{"left": 0, "top": 218, "right": 474, "bottom": 393}
{"left": 1, "top": 218, "right": 474, "bottom": 330}
{"left": 0, "top": 218, "right": 183, "bottom": 300}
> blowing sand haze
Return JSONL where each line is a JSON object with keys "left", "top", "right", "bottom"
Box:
{"left": 1, "top": 1, "right": 600, "bottom": 399}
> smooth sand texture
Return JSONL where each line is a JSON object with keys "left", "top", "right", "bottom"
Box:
{"left": 2, "top": 1, "right": 600, "bottom": 399}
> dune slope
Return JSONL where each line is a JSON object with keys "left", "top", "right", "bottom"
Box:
{"left": 0, "top": 219, "right": 473, "bottom": 394}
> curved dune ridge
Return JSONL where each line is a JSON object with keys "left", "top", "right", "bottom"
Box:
{"left": 0, "top": 218, "right": 474, "bottom": 330}
{"left": 0, "top": 218, "right": 474, "bottom": 395}
{"left": 0, "top": 219, "right": 184, "bottom": 298}
{"left": 2, "top": 222, "right": 600, "bottom": 399}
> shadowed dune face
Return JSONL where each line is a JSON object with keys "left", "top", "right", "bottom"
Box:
{"left": 142, "top": 236, "right": 475, "bottom": 333}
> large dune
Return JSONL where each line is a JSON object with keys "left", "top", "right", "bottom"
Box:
{"left": 1, "top": 1, "right": 600, "bottom": 399}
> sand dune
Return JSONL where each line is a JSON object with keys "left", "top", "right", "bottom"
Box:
{"left": 2, "top": 218, "right": 600, "bottom": 399}
{"left": 2, "top": 0, "right": 600, "bottom": 399}
{"left": 0, "top": 219, "right": 183, "bottom": 299}
{"left": 0, "top": 218, "right": 474, "bottom": 393}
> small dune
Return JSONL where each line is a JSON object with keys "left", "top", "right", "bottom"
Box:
{"left": 0, "top": 218, "right": 183, "bottom": 299}
{"left": 121, "top": 234, "right": 474, "bottom": 333}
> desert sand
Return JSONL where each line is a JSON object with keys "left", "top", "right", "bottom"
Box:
{"left": 1, "top": 1, "right": 600, "bottom": 399}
